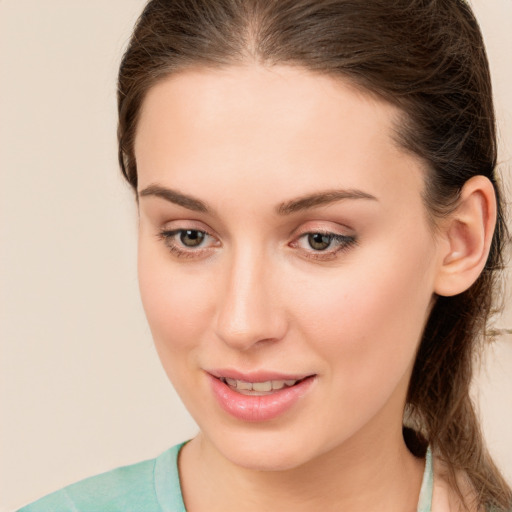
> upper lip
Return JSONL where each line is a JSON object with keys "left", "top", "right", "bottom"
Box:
{"left": 206, "top": 368, "right": 315, "bottom": 382}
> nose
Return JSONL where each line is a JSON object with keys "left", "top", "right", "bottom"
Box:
{"left": 214, "top": 246, "right": 287, "bottom": 351}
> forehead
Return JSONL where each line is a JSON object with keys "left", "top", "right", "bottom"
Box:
{"left": 136, "top": 64, "right": 399, "bottom": 153}
{"left": 134, "top": 64, "right": 425, "bottom": 210}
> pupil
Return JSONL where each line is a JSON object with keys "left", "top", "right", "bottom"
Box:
{"left": 180, "top": 230, "right": 205, "bottom": 247}
{"left": 308, "top": 233, "right": 331, "bottom": 251}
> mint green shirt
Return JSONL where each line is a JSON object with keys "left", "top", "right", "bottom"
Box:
{"left": 18, "top": 443, "right": 433, "bottom": 512}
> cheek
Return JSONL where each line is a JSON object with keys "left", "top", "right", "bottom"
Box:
{"left": 287, "top": 243, "right": 435, "bottom": 382}
{"left": 137, "top": 239, "right": 215, "bottom": 358}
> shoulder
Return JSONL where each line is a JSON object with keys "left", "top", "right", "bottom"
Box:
{"left": 17, "top": 457, "right": 159, "bottom": 512}
{"left": 16, "top": 444, "right": 184, "bottom": 512}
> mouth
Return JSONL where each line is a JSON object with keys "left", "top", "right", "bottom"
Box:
{"left": 208, "top": 372, "right": 317, "bottom": 422}
{"left": 218, "top": 376, "right": 311, "bottom": 395}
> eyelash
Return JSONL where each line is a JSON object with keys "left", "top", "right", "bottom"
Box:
{"left": 156, "top": 229, "right": 216, "bottom": 259}
{"left": 157, "top": 229, "right": 358, "bottom": 261}
{"left": 291, "top": 231, "right": 358, "bottom": 261}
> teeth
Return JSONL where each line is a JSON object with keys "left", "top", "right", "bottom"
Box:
{"left": 253, "top": 381, "right": 272, "bottom": 392}
{"left": 271, "top": 381, "right": 285, "bottom": 390}
{"left": 237, "top": 380, "right": 253, "bottom": 391}
{"left": 220, "top": 378, "right": 299, "bottom": 391}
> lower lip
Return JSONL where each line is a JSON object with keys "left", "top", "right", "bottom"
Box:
{"left": 208, "top": 374, "right": 316, "bottom": 422}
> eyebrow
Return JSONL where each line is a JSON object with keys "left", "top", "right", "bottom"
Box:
{"left": 276, "top": 189, "right": 377, "bottom": 215}
{"left": 138, "top": 184, "right": 377, "bottom": 215}
{"left": 139, "top": 184, "right": 208, "bottom": 212}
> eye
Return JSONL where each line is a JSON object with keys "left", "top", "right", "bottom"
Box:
{"left": 307, "top": 233, "right": 335, "bottom": 251}
{"left": 157, "top": 228, "right": 219, "bottom": 258}
{"left": 292, "top": 231, "right": 357, "bottom": 261}
{"left": 178, "top": 229, "right": 206, "bottom": 247}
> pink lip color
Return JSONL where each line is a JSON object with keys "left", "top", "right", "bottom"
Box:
{"left": 208, "top": 373, "right": 315, "bottom": 422}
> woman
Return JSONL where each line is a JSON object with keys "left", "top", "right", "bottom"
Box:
{"left": 18, "top": 0, "right": 511, "bottom": 511}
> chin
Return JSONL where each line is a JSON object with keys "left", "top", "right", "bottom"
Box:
{"left": 206, "top": 428, "right": 326, "bottom": 472}
{"left": 224, "top": 446, "right": 307, "bottom": 472}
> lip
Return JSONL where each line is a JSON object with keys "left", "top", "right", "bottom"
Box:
{"left": 207, "top": 371, "right": 316, "bottom": 422}
{"left": 207, "top": 368, "right": 311, "bottom": 382}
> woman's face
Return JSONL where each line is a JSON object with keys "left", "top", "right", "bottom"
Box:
{"left": 135, "top": 65, "right": 442, "bottom": 470}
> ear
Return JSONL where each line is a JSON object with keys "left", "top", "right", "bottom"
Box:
{"left": 434, "top": 175, "right": 497, "bottom": 297}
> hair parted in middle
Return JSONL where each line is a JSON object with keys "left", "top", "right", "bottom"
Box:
{"left": 117, "top": 1, "right": 511, "bottom": 510}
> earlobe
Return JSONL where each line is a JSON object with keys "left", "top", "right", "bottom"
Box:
{"left": 434, "top": 175, "right": 497, "bottom": 297}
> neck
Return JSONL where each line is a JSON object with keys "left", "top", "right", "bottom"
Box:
{"left": 180, "top": 422, "right": 425, "bottom": 512}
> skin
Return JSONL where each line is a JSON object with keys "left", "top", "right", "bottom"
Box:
{"left": 134, "top": 65, "right": 495, "bottom": 512}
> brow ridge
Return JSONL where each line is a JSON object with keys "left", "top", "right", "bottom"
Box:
{"left": 138, "top": 184, "right": 376, "bottom": 215}
{"left": 276, "top": 189, "right": 377, "bottom": 215}
{"left": 139, "top": 185, "right": 208, "bottom": 213}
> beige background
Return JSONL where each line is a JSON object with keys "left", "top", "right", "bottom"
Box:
{"left": 0, "top": 1, "right": 510, "bottom": 510}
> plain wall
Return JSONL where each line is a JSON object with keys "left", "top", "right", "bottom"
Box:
{"left": 0, "top": 1, "right": 510, "bottom": 510}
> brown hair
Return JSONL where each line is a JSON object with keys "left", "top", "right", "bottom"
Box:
{"left": 117, "top": 0, "right": 511, "bottom": 509}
